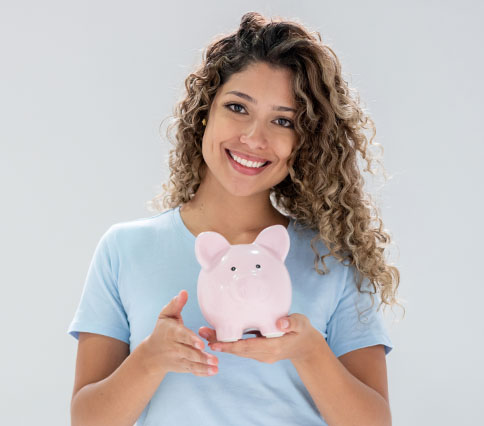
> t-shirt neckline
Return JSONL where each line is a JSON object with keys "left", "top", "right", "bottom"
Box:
{"left": 172, "top": 205, "right": 293, "bottom": 244}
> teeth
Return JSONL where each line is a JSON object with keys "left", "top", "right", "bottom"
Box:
{"left": 229, "top": 150, "right": 266, "bottom": 168}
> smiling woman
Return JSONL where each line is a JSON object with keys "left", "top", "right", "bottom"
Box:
{"left": 68, "top": 10, "right": 402, "bottom": 426}
{"left": 195, "top": 61, "right": 299, "bottom": 201}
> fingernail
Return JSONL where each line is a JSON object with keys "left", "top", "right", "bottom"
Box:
{"left": 202, "top": 351, "right": 217, "bottom": 364}
{"left": 207, "top": 357, "right": 217, "bottom": 366}
{"left": 281, "top": 319, "right": 289, "bottom": 329}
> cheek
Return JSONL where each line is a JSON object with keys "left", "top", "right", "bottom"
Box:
{"left": 205, "top": 120, "right": 239, "bottom": 148}
{"left": 278, "top": 143, "right": 296, "bottom": 162}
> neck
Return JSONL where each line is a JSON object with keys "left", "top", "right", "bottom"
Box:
{"left": 180, "top": 169, "right": 289, "bottom": 240}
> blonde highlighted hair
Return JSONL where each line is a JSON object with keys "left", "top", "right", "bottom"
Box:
{"left": 147, "top": 12, "right": 405, "bottom": 320}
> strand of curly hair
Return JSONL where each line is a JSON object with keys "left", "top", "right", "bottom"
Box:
{"left": 146, "top": 12, "right": 405, "bottom": 321}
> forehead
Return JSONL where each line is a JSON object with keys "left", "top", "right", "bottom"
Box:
{"left": 219, "top": 62, "right": 295, "bottom": 106}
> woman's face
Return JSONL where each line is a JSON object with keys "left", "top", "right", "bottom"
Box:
{"left": 201, "top": 61, "right": 298, "bottom": 197}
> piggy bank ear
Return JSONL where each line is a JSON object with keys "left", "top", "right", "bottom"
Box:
{"left": 253, "top": 224, "right": 290, "bottom": 262}
{"left": 195, "top": 231, "right": 231, "bottom": 270}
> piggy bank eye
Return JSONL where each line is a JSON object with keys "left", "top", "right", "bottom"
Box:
{"left": 231, "top": 266, "right": 236, "bottom": 271}
{"left": 256, "top": 264, "right": 261, "bottom": 268}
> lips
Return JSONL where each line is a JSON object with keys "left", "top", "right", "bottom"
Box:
{"left": 225, "top": 149, "right": 271, "bottom": 175}
{"left": 226, "top": 149, "right": 270, "bottom": 164}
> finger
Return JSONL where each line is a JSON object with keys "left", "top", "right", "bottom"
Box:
{"left": 211, "top": 333, "right": 279, "bottom": 354}
{"left": 159, "top": 290, "right": 188, "bottom": 319}
{"left": 180, "top": 358, "right": 218, "bottom": 377}
{"left": 177, "top": 342, "right": 219, "bottom": 369}
{"left": 175, "top": 326, "right": 206, "bottom": 350}
{"left": 198, "top": 327, "right": 217, "bottom": 344}
{"left": 210, "top": 337, "right": 256, "bottom": 355}
{"left": 277, "top": 313, "right": 306, "bottom": 333}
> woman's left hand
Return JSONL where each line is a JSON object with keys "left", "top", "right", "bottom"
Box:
{"left": 198, "top": 314, "right": 323, "bottom": 364}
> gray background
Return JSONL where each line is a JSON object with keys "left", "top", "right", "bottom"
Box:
{"left": 1, "top": 1, "right": 482, "bottom": 425}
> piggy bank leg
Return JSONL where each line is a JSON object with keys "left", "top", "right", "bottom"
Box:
{"left": 259, "top": 323, "right": 285, "bottom": 338}
{"left": 216, "top": 326, "right": 243, "bottom": 342}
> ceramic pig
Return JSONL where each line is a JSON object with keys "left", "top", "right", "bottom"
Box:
{"left": 195, "top": 224, "right": 292, "bottom": 342}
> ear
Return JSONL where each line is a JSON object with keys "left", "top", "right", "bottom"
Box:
{"left": 195, "top": 231, "right": 231, "bottom": 270}
{"left": 253, "top": 225, "right": 290, "bottom": 262}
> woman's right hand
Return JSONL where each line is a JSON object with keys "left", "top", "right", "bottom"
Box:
{"left": 140, "top": 290, "right": 219, "bottom": 377}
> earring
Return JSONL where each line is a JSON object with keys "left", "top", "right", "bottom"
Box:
{"left": 202, "top": 118, "right": 206, "bottom": 126}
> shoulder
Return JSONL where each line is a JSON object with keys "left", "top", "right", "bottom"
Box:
{"left": 105, "top": 209, "right": 175, "bottom": 253}
{"left": 289, "top": 221, "right": 329, "bottom": 255}
{"left": 109, "top": 209, "right": 172, "bottom": 237}
{"left": 288, "top": 221, "right": 346, "bottom": 276}
{"left": 288, "top": 221, "right": 372, "bottom": 306}
{"left": 286, "top": 222, "right": 350, "bottom": 310}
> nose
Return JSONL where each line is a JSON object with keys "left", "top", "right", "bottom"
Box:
{"left": 240, "top": 120, "right": 268, "bottom": 151}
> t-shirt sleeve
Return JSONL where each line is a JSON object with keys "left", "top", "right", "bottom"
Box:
{"left": 67, "top": 225, "right": 130, "bottom": 344}
{"left": 326, "top": 265, "right": 394, "bottom": 358}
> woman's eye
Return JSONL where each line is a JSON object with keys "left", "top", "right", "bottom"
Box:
{"left": 276, "top": 118, "right": 294, "bottom": 128}
{"left": 224, "top": 103, "right": 294, "bottom": 129}
{"left": 225, "top": 103, "right": 246, "bottom": 114}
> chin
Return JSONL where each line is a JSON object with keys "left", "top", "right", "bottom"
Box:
{"left": 224, "top": 182, "right": 272, "bottom": 198}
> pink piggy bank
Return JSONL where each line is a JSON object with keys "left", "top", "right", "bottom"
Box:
{"left": 195, "top": 224, "right": 292, "bottom": 342}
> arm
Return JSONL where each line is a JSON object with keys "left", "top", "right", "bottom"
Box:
{"left": 71, "top": 333, "right": 165, "bottom": 426}
{"left": 291, "top": 336, "right": 392, "bottom": 426}
{"left": 71, "top": 293, "right": 218, "bottom": 426}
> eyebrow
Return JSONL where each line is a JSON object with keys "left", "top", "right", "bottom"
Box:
{"left": 224, "top": 90, "right": 296, "bottom": 113}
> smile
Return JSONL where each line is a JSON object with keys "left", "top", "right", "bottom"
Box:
{"left": 225, "top": 149, "right": 271, "bottom": 176}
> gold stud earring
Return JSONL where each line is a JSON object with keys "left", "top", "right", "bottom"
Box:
{"left": 202, "top": 118, "right": 206, "bottom": 126}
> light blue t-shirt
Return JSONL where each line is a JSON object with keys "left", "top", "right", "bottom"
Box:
{"left": 68, "top": 206, "right": 393, "bottom": 426}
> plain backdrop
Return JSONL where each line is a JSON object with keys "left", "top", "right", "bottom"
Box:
{"left": 1, "top": 1, "right": 483, "bottom": 425}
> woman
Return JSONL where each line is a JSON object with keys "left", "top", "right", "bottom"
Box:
{"left": 68, "top": 12, "right": 403, "bottom": 426}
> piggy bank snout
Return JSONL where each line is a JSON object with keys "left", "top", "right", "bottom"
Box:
{"left": 232, "top": 276, "right": 270, "bottom": 302}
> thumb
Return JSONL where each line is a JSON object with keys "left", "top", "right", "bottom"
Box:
{"left": 159, "top": 290, "right": 188, "bottom": 319}
{"left": 278, "top": 317, "right": 291, "bottom": 331}
{"left": 277, "top": 314, "right": 307, "bottom": 332}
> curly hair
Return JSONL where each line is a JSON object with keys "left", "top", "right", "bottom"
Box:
{"left": 147, "top": 11, "right": 405, "bottom": 320}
